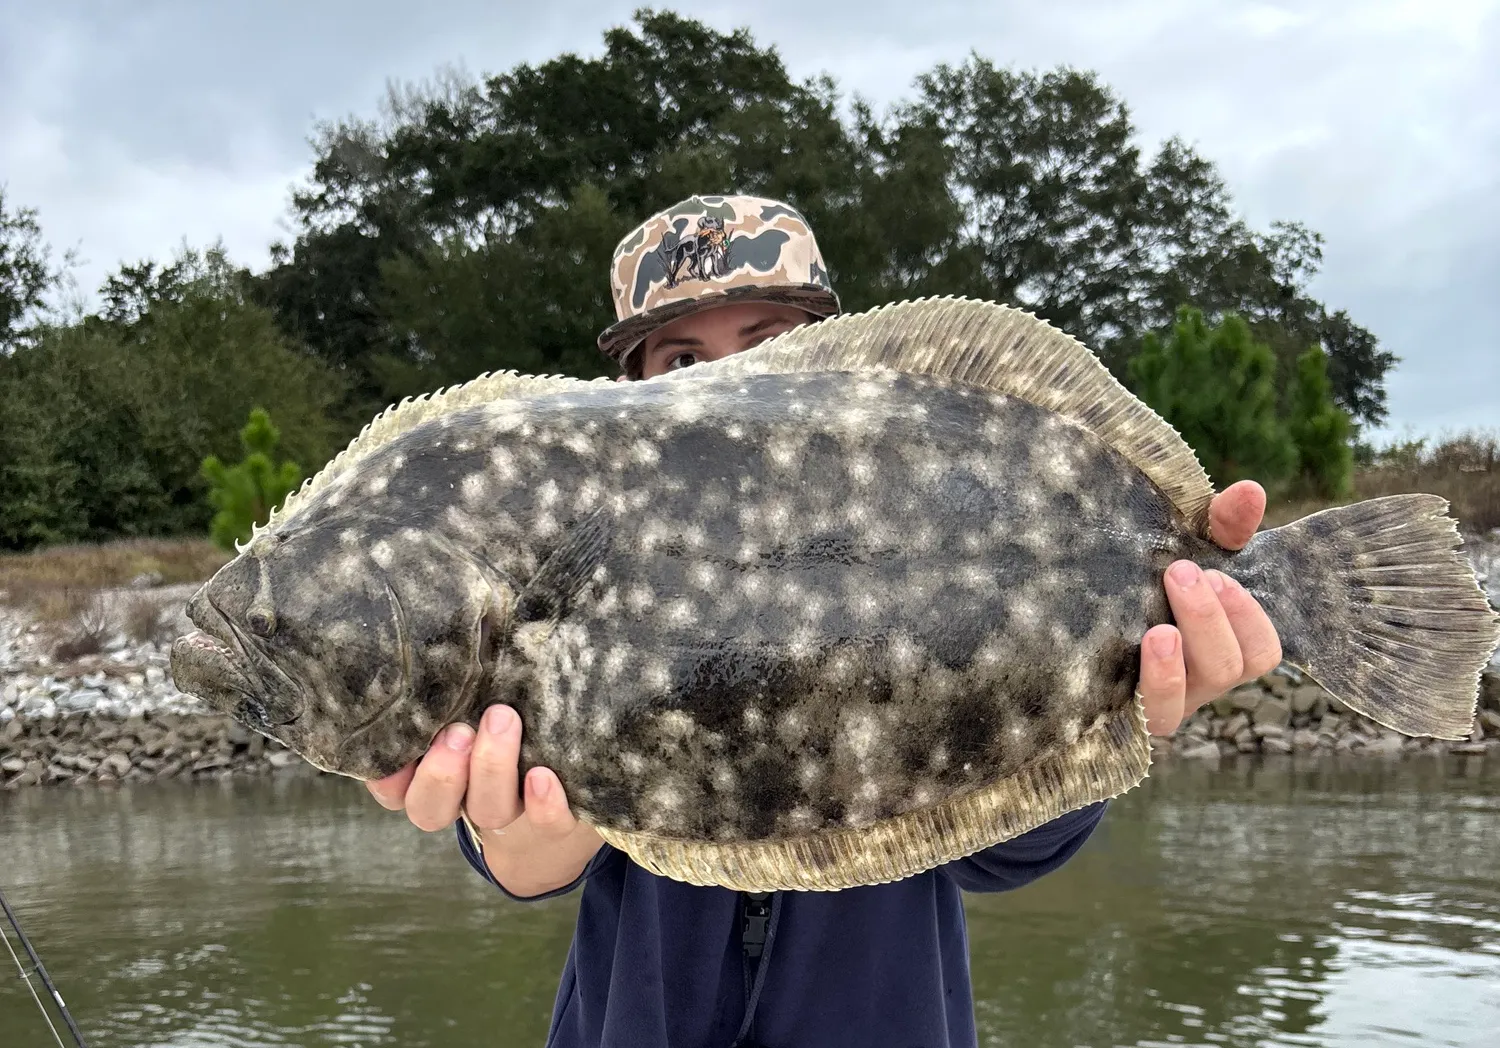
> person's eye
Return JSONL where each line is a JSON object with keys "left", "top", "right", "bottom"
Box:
{"left": 665, "top": 351, "right": 701, "bottom": 371}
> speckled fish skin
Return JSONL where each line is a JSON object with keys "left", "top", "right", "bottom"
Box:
{"left": 179, "top": 369, "right": 1193, "bottom": 831}
{"left": 171, "top": 297, "right": 1500, "bottom": 891}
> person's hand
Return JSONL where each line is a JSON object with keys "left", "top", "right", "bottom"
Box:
{"left": 1137, "top": 480, "right": 1284, "bottom": 736}
{"left": 365, "top": 704, "right": 603, "bottom": 897}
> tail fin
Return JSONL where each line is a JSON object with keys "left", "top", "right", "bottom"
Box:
{"left": 1242, "top": 494, "right": 1500, "bottom": 740}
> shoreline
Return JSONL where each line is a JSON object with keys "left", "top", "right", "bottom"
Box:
{"left": 3, "top": 581, "right": 1498, "bottom": 789}
{"left": 4, "top": 670, "right": 1496, "bottom": 791}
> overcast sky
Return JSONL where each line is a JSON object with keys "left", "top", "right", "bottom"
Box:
{"left": 1, "top": 0, "right": 1495, "bottom": 441}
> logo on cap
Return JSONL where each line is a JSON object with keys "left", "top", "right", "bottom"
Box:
{"left": 597, "top": 194, "right": 841, "bottom": 372}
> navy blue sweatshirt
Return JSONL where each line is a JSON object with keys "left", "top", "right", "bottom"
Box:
{"left": 457, "top": 801, "right": 1106, "bottom": 1048}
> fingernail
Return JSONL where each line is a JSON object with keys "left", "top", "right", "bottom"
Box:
{"left": 1169, "top": 561, "right": 1201, "bottom": 588}
{"left": 1206, "top": 570, "right": 1225, "bottom": 594}
{"left": 484, "top": 705, "right": 514, "bottom": 735}
{"left": 1149, "top": 630, "right": 1178, "bottom": 658}
{"left": 444, "top": 724, "right": 474, "bottom": 752}
{"left": 530, "top": 771, "right": 551, "bottom": 799}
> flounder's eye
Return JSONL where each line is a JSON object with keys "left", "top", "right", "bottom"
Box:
{"left": 247, "top": 610, "right": 276, "bottom": 638}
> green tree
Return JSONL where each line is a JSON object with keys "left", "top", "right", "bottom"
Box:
{"left": 1286, "top": 345, "right": 1354, "bottom": 499}
{"left": 255, "top": 14, "right": 1393, "bottom": 429}
{"left": 0, "top": 245, "right": 342, "bottom": 550}
{"left": 1128, "top": 306, "right": 1296, "bottom": 489}
{"left": 0, "top": 187, "right": 71, "bottom": 351}
{"left": 201, "top": 408, "right": 304, "bottom": 551}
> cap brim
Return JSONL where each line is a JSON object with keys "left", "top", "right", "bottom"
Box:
{"left": 597, "top": 284, "right": 841, "bottom": 372}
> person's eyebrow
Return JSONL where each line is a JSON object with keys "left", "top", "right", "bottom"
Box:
{"left": 738, "top": 316, "right": 788, "bottom": 338}
{"left": 649, "top": 334, "right": 704, "bottom": 352}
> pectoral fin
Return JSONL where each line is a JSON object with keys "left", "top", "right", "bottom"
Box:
{"left": 517, "top": 507, "right": 612, "bottom": 624}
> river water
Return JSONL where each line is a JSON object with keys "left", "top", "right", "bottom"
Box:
{"left": 3, "top": 757, "right": 1498, "bottom": 1048}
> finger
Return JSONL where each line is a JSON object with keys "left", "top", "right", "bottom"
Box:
{"left": 1211, "top": 571, "right": 1283, "bottom": 680}
{"left": 404, "top": 723, "right": 475, "bottom": 832}
{"left": 1208, "top": 481, "right": 1266, "bottom": 551}
{"left": 1165, "top": 560, "right": 1244, "bottom": 710}
{"left": 1137, "top": 625, "right": 1187, "bottom": 735}
{"left": 365, "top": 761, "right": 416, "bottom": 810}
{"left": 464, "top": 705, "right": 524, "bottom": 831}
{"left": 522, "top": 768, "right": 580, "bottom": 839}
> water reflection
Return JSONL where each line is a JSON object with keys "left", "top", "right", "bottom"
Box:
{"left": 3, "top": 757, "right": 1498, "bottom": 1047}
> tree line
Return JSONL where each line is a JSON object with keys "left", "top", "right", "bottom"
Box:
{"left": 0, "top": 10, "right": 1392, "bottom": 552}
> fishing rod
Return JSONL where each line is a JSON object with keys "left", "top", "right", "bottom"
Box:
{"left": 0, "top": 883, "right": 90, "bottom": 1048}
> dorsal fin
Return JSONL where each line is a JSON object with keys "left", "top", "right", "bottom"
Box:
{"left": 247, "top": 369, "right": 604, "bottom": 548}
{"left": 680, "top": 296, "right": 1217, "bottom": 532}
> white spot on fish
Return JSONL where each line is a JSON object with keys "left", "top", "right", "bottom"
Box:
{"left": 602, "top": 646, "right": 629, "bottom": 683}
{"left": 657, "top": 709, "right": 692, "bottom": 738}
{"left": 641, "top": 659, "right": 671, "bottom": 693}
{"left": 366, "top": 476, "right": 389, "bottom": 496}
{"left": 845, "top": 709, "right": 880, "bottom": 761}
{"left": 626, "top": 584, "right": 656, "bottom": 614}
{"left": 371, "top": 541, "right": 394, "bottom": 569}
{"left": 664, "top": 598, "right": 696, "bottom": 627}
{"left": 488, "top": 448, "right": 518, "bottom": 482}
{"left": 461, "top": 473, "right": 486, "bottom": 502}
{"left": 630, "top": 440, "right": 661, "bottom": 467}
{"left": 573, "top": 478, "right": 603, "bottom": 513}
{"left": 563, "top": 432, "right": 594, "bottom": 456}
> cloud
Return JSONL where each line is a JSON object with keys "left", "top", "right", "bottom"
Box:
{"left": 0, "top": 0, "right": 1494, "bottom": 437}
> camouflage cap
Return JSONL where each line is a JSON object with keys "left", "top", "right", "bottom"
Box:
{"left": 597, "top": 194, "right": 841, "bottom": 373}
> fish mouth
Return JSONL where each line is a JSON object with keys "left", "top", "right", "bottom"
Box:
{"left": 172, "top": 588, "right": 303, "bottom": 727}
{"left": 170, "top": 629, "right": 258, "bottom": 710}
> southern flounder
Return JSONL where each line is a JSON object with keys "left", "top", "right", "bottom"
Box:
{"left": 169, "top": 297, "right": 1500, "bottom": 891}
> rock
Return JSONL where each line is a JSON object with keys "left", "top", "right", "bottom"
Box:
{"left": 1254, "top": 698, "right": 1291, "bottom": 729}
{"left": 267, "top": 750, "right": 300, "bottom": 769}
{"left": 12, "top": 769, "right": 40, "bottom": 786}
{"left": 1209, "top": 695, "right": 1236, "bottom": 718}
{"left": 1450, "top": 742, "right": 1489, "bottom": 756}
{"left": 1263, "top": 674, "right": 1295, "bottom": 700}
{"left": 1229, "top": 686, "right": 1264, "bottom": 713}
{"left": 1220, "top": 712, "right": 1251, "bottom": 740}
{"left": 3, "top": 718, "right": 21, "bottom": 742}
{"left": 227, "top": 722, "right": 252, "bottom": 746}
{"left": 247, "top": 735, "right": 266, "bottom": 758}
{"left": 101, "top": 753, "right": 132, "bottom": 778}
{"left": 1335, "top": 735, "right": 1363, "bottom": 752}
{"left": 1291, "top": 729, "right": 1320, "bottom": 751}
{"left": 145, "top": 666, "right": 165, "bottom": 686}
{"left": 129, "top": 571, "right": 164, "bottom": 589}
{"left": 1290, "top": 686, "right": 1324, "bottom": 716}
{"left": 1177, "top": 738, "right": 1222, "bottom": 760}
{"left": 1325, "top": 695, "right": 1348, "bottom": 715}
{"left": 1234, "top": 728, "right": 1258, "bottom": 753}
{"left": 1481, "top": 710, "right": 1500, "bottom": 736}
{"left": 1, "top": 757, "right": 24, "bottom": 773}
{"left": 1262, "top": 736, "right": 1294, "bottom": 755}
{"left": 1366, "top": 734, "right": 1404, "bottom": 757}
{"left": 1253, "top": 723, "right": 1286, "bottom": 740}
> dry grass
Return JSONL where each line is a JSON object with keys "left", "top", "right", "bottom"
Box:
{"left": 0, "top": 536, "right": 229, "bottom": 618}
{"left": 50, "top": 591, "right": 112, "bottom": 660}
{"left": 1354, "top": 430, "right": 1499, "bottom": 535}
{"left": 1264, "top": 430, "right": 1500, "bottom": 535}
{"left": 122, "top": 592, "right": 171, "bottom": 645}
